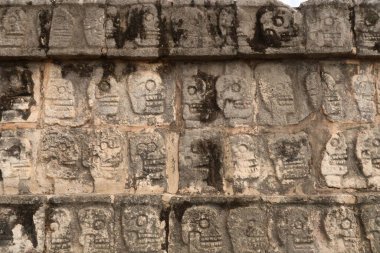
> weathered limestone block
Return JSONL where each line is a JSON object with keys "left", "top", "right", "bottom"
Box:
{"left": 0, "top": 196, "right": 45, "bottom": 253}
{"left": 268, "top": 132, "right": 314, "bottom": 193}
{"left": 0, "top": 63, "right": 41, "bottom": 124}
{"left": 322, "top": 129, "right": 367, "bottom": 189}
{"left": 226, "top": 134, "right": 277, "bottom": 195}
{"left": 43, "top": 62, "right": 93, "bottom": 127}
{"left": 237, "top": 0, "right": 305, "bottom": 55}
{"left": 319, "top": 61, "right": 377, "bottom": 122}
{"left": 114, "top": 195, "right": 166, "bottom": 253}
{"left": 181, "top": 62, "right": 255, "bottom": 127}
{"left": 355, "top": 0, "right": 380, "bottom": 56}
{"left": 48, "top": 1, "right": 106, "bottom": 56}
{"left": 361, "top": 204, "right": 380, "bottom": 253}
{"left": 46, "top": 196, "right": 114, "bottom": 253}
{"left": 179, "top": 129, "right": 224, "bottom": 194}
{"left": 302, "top": 0, "right": 354, "bottom": 54}
{"left": 0, "top": 129, "right": 39, "bottom": 195}
{"left": 105, "top": 0, "right": 161, "bottom": 58}
{"left": 161, "top": 0, "right": 237, "bottom": 57}
{"left": 254, "top": 62, "right": 317, "bottom": 126}
{"left": 0, "top": 0, "right": 50, "bottom": 57}
{"left": 127, "top": 129, "right": 177, "bottom": 193}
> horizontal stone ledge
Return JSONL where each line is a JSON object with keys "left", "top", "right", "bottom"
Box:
{"left": 0, "top": 0, "right": 379, "bottom": 58}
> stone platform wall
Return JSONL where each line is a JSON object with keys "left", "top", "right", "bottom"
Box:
{"left": 1, "top": 0, "right": 380, "bottom": 252}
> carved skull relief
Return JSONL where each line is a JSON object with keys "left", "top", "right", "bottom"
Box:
{"left": 48, "top": 208, "right": 72, "bottom": 252}
{"left": 362, "top": 205, "right": 380, "bottom": 253}
{"left": 132, "top": 4, "right": 160, "bottom": 47}
{"left": 321, "top": 72, "right": 343, "bottom": 120}
{"left": 49, "top": 8, "right": 74, "bottom": 48}
{"left": 78, "top": 207, "right": 113, "bottom": 253}
{"left": 259, "top": 7, "right": 299, "bottom": 47}
{"left": 228, "top": 207, "right": 269, "bottom": 253}
{"left": 356, "top": 6, "right": 380, "bottom": 52}
{"left": 305, "top": 71, "right": 323, "bottom": 110}
{"left": 127, "top": 71, "right": 165, "bottom": 115}
{"left": 255, "top": 64, "right": 295, "bottom": 124}
{"left": 123, "top": 206, "right": 164, "bottom": 252}
{"left": 322, "top": 132, "right": 349, "bottom": 188}
{"left": 277, "top": 207, "right": 316, "bottom": 253}
{"left": 324, "top": 206, "right": 361, "bottom": 253}
{"left": 83, "top": 7, "right": 105, "bottom": 47}
{"left": 95, "top": 77, "right": 121, "bottom": 119}
{"left": 352, "top": 70, "right": 376, "bottom": 121}
{"left": 217, "top": 8, "right": 235, "bottom": 46}
{"left": 215, "top": 75, "right": 253, "bottom": 119}
{"left": 1, "top": 8, "right": 26, "bottom": 47}
{"left": 357, "top": 127, "right": 380, "bottom": 188}
{"left": 182, "top": 206, "right": 223, "bottom": 253}
{"left": 129, "top": 132, "right": 166, "bottom": 182}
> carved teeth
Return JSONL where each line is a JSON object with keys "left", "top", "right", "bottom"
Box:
{"left": 232, "top": 100, "right": 250, "bottom": 109}
{"left": 145, "top": 94, "right": 164, "bottom": 101}
{"left": 189, "top": 103, "right": 206, "bottom": 113}
{"left": 277, "top": 95, "right": 294, "bottom": 106}
{"left": 323, "top": 33, "right": 342, "bottom": 40}
{"left": 363, "top": 33, "right": 380, "bottom": 41}
{"left": 330, "top": 154, "right": 348, "bottom": 165}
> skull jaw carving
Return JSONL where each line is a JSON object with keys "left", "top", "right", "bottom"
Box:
{"left": 132, "top": 4, "right": 160, "bottom": 48}
{"left": 357, "top": 8, "right": 380, "bottom": 52}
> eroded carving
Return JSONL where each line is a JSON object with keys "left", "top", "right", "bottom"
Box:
{"left": 362, "top": 204, "right": 380, "bottom": 253}
{"left": 49, "top": 7, "right": 74, "bottom": 48}
{"left": 0, "top": 8, "right": 26, "bottom": 47}
{"left": 78, "top": 207, "right": 113, "bottom": 253}
{"left": 83, "top": 7, "right": 105, "bottom": 47}
{"left": 352, "top": 69, "right": 376, "bottom": 121}
{"left": 122, "top": 206, "right": 164, "bottom": 252}
{"left": 356, "top": 5, "right": 380, "bottom": 53}
{"left": 47, "top": 208, "right": 72, "bottom": 253}
{"left": 182, "top": 206, "right": 223, "bottom": 253}
{"left": 321, "top": 72, "right": 344, "bottom": 121}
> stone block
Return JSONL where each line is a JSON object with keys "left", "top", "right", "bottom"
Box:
{"left": 105, "top": 0, "right": 161, "bottom": 58}
{"left": 355, "top": 0, "right": 380, "bottom": 56}
{"left": 0, "top": 0, "right": 50, "bottom": 57}
{"left": 236, "top": 0, "right": 305, "bottom": 55}
{"left": 48, "top": 1, "right": 106, "bottom": 56}
{"left": 0, "top": 63, "right": 42, "bottom": 124}
{"left": 302, "top": 0, "right": 355, "bottom": 55}
{"left": 160, "top": 0, "right": 237, "bottom": 57}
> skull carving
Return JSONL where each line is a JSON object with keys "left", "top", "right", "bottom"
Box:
{"left": 217, "top": 8, "right": 235, "bottom": 46}
{"left": 258, "top": 6, "right": 299, "bottom": 47}
{"left": 127, "top": 71, "right": 165, "bottom": 115}
{"left": 182, "top": 73, "right": 218, "bottom": 123}
{"left": 255, "top": 63, "right": 295, "bottom": 125}
{"left": 357, "top": 127, "right": 380, "bottom": 188}
{"left": 361, "top": 204, "right": 380, "bottom": 253}
{"left": 215, "top": 75, "right": 253, "bottom": 119}
{"left": 356, "top": 6, "right": 380, "bottom": 52}
{"left": 95, "top": 77, "right": 120, "bottom": 119}
{"left": 352, "top": 70, "right": 376, "bottom": 121}
{"left": 182, "top": 206, "right": 223, "bottom": 253}
{"left": 269, "top": 133, "right": 310, "bottom": 185}
{"left": 122, "top": 206, "right": 164, "bottom": 252}
{"left": 321, "top": 132, "right": 349, "bottom": 188}
{"left": 324, "top": 206, "right": 361, "bottom": 253}
{"left": 48, "top": 208, "right": 72, "bottom": 252}
{"left": 78, "top": 207, "right": 113, "bottom": 253}
{"left": 131, "top": 4, "right": 160, "bottom": 47}
{"left": 0, "top": 208, "right": 17, "bottom": 246}
{"left": 230, "top": 135, "right": 261, "bottom": 181}
{"left": 322, "top": 72, "right": 343, "bottom": 121}
{"left": 305, "top": 71, "right": 323, "bottom": 110}
{"left": 170, "top": 7, "right": 206, "bottom": 48}
{"left": 277, "top": 207, "right": 316, "bottom": 253}
{"left": 130, "top": 132, "right": 166, "bottom": 182}
{"left": 228, "top": 207, "right": 269, "bottom": 253}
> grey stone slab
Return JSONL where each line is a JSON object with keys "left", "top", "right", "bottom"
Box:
{"left": 0, "top": 63, "right": 42, "bottom": 124}
{"left": 47, "top": 3, "right": 106, "bottom": 56}
{"left": 302, "top": 0, "right": 355, "bottom": 55}
{"left": 160, "top": 0, "right": 237, "bottom": 57}
{"left": 236, "top": 1, "right": 306, "bottom": 55}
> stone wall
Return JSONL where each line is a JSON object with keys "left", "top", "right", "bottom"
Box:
{"left": 0, "top": 0, "right": 380, "bottom": 252}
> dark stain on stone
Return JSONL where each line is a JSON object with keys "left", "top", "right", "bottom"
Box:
{"left": 125, "top": 7, "right": 146, "bottom": 42}
{"left": 160, "top": 208, "right": 170, "bottom": 251}
{"left": 274, "top": 139, "right": 305, "bottom": 162}
{"left": 172, "top": 201, "right": 193, "bottom": 223}
{"left": 61, "top": 63, "right": 93, "bottom": 78}
{"left": 374, "top": 42, "right": 380, "bottom": 53}
{"left": 15, "top": 204, "right": 40, "bottom": 247}
{"left": 38, "top": 9, "right": 52, "bottom": 52}
{"left": 170, "top": 17, "right": 184, "bottom": 48}
{"left": 122, "top": 63, "right": 137, "bottom": 76}
{"left": 158, "top": 4, "right": 170, "bottom": 56}
{"left": 250, "top": 6, "right": 278, "bottom": 52}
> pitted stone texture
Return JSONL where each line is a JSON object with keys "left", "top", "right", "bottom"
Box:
{"left": 237, "top": 0, "right": 305, "bottom": 55}
{"left": 355, "top": 0, "right": 380, "bottom": 56}
{"left": 181, "top": 62, "right": 255, "bottom": 128}
{"left": 161, "top": 0, "right": 237, "bottom": 57}
{"left": 127, "top": 129, "right": 177, "bottom": 193}
{"left": 0, "top": 2, "right": 50, "bottom": 57}
{"left": 322, "top": 129, "right": 367, "bottom": 189}
{"left": 0, "top": 63, "right": 41, "bottom": 124}
{"left": 319, "top": 61, "right": 377, "bottom": 123}
{"left": 48, "top": 2, "right": 106, "bottom": 56}
{"left": 43, "top": 63, "right": 93, "bottom": 127}
{"left": 268, "top": 132, "right": 313, "bottom": 194}
{"left": 0, "top": 129, "right": 39, "bottom": 195}
{"left": 105, "top": 0, "right": 161, "bottom": 58}
{"left": 179, "top": 129, "right": 224, "bottom": 194}
{"left": 254, "top": 62, "right": 317, "bottom": 126}
{"left": 302, "top": 0, "right": 354, "bottom": 54}
{"left": 226, "top": 134, "right": 279, "bottom": 195}
{"left": 361, "top": 204, "right": 380, "bottom": 253}
{"left": 47, "top": 196, "right": 114, "bottom": 253}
